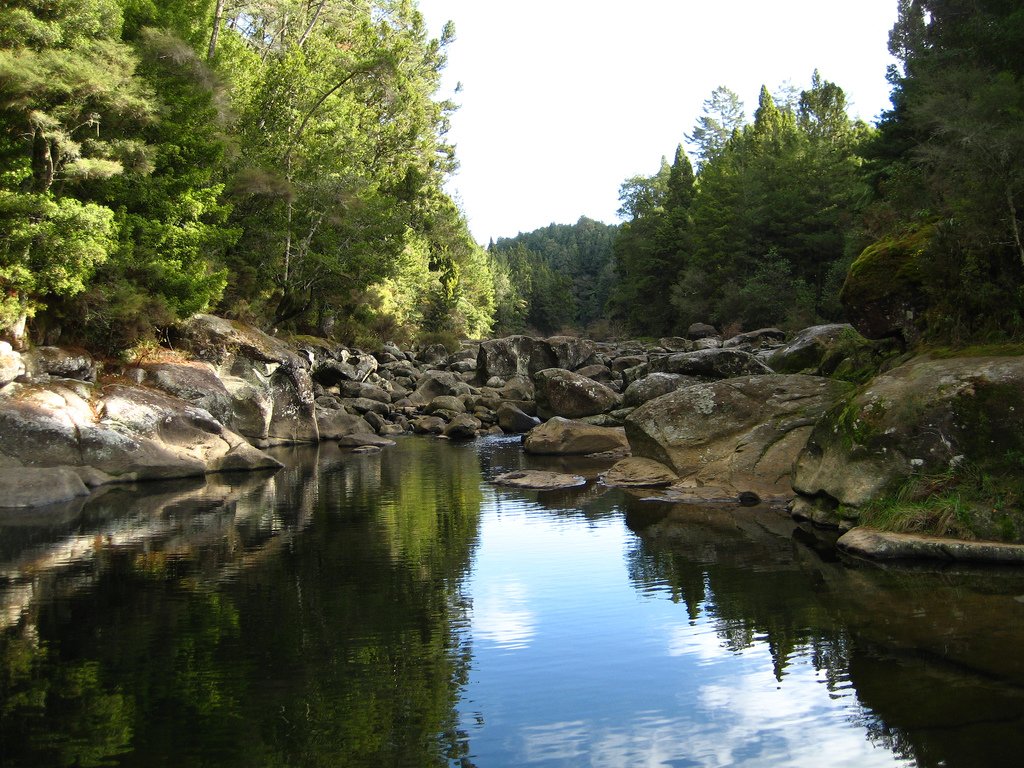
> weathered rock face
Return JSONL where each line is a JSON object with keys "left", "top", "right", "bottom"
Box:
{"left": 767, "top": 324, "right": 902, "bottom": 382}
{"left": 476, "top": 335, "right": 537, "bottom": 381}
{"left": 23, "top": 346, "right": 97, "bottom": 381}
{"left": 173, "top": 314, "right": 318, "bottom": 445}
{"left": 648, "top": 348, "right": 774, "bottom": 379}
{"left": 722, "top": 328, "right": 786, "bottom": 351}
{"left": 533, "top": 368, "right": 621, "bottom": 419}
{"left": 687, "top": 322, "right": 719, "bottom": 340}
{"left": 493, "top": 470, "right": 587, "bottom": 490}
{"left": 793, "top": 355, "right": 1024, "bottom": 513}
{"left": 315, "top": 410, "right": 374, "bottom": 440}
{"left": 523, "top": 416, "right": 629, "bottom": 455}
{"left": 137, "top": 362, "right": 235, "bottom": 426}
{"left": 622, "top": 373, "right": 698, "bottom": 408}
{"left": 530, "top": 336, "right": 596, "bottom": 374}
{"left": 0, "top": 381, "right": 281, "bottom": 483}
{"left": 626, "top": 375, "right": 854, "bottom": 498}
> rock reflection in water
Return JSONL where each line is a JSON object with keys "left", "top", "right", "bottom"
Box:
{"left": 624, "top": 497, "right": 1024, "bottom": 767}
{"left": 0, "top": 438, "right": 482, "bottom": 768}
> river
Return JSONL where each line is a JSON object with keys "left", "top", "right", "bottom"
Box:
{"left": 2, "top": 436, "right": 1023, "bottom": 767}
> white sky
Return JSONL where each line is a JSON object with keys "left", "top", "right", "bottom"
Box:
{"left": 415, "top": 1, "right": 901, "bottom": 244}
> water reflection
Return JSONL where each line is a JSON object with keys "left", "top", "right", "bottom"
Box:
{"left": 0, "top": 438, "right": 481, "bottom": 768}
{"left": 3, "top": 436, "right": 1024, "bottom": 767}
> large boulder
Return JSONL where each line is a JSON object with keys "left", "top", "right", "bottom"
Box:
{"left": 840, "top": 227, "right": 930, "bottom": 343}
{"left": 648, "top": 348, "right": 774, "bottom": 379}
{"left": 0, "top": 380, "right": 281, "bottom": 482}
{"left": 173, "top": 314, "right": 318, "bottom": 445}
{"left": 626, "top": 375, "right": 854, "bottom": 498}
{"left": 622, "top": 373, "right": 698, "bottom": 408}
{"left": 0, "top": 342, "right": 24, "bottom": 387}
{"left": 767, "top": 324, "right": 902, "bottom": 382}
{"left": 22, "top": 346, "right": 97, "bottom": 381}
{"left": 137, "top": 361, "right": 235, "bottom": 426}
{"left": 533, "top": 368, "right": 621, "bottom": 419}
{"left": 523, "top": 417, "right": 629, "bottom": 455}
{"left": 792, "top": 355, "right": 1024, "bottom": 534}
{"left": 530, "top": 336, "right": 597, "bottom": 374}
{"left": 476, "top": 336, "right": 538, "bottom": 381}
{"left": 0, "top": 466, "right": 90, "bottom": 508}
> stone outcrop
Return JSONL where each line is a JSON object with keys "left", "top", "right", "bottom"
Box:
{"left": 0, "top": 380, "right": 281, "bottom": 499}
{"left": 792, "top": 355, "right": 1024, "bottom": 529}
{"left": 767, "top": 323, "right": 902, "bottom": 382}
{"left": 493, "top": 470, "right": 587, "bottom": 490}
{"left": 648, "top": 348, "right": 774, "bottom": 379}
{"left": 626, "top": 375, "right": 853, "bottom": 498}
{"left": 837, "top": 527, "right": 1024, "bottom": 564}
{"left": 600, "top": 457, "right": 678, "bottom": 488}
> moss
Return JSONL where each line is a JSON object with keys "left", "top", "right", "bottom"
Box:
{"left": 840, "top": 225, "right": 933, "bottom": 306}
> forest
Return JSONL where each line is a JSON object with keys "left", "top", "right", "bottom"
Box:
{"left": 0, "top": 0, "right": 1022, "bottom": 352}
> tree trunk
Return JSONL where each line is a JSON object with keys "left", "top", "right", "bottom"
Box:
{"left": 1007, "top": 184, "right": 1024, "bottom": 268}
{"left": 207, "top": 0, "right": 225, "bottom": 61}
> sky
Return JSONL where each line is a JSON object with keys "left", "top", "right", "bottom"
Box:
{"left": 414, "top": 0, "right": 901, "bottom": 245}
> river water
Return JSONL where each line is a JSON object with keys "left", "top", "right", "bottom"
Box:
{"left": 2, "top": 435, "right": 1024, "bottom": 767}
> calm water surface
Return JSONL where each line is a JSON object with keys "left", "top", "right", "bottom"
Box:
{"left": 2, "top": 436, "right": 1024, "bottom": 767}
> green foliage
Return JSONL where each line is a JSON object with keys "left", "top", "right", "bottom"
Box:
{"left": 617, "top": 74, "right": 867, "bottom": 335}
{"left": 489, "top": 216, "right": 617, "bottom": 335}
{"left": 863, "top": 0, "right": 1024, "bottom": 343}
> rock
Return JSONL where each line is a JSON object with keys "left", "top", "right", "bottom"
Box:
{"left": 477, "top": 336, "right": 538, "bottom": 381}
{"left": 533, "top": 368, "right": 621, "bottom": 419}
{"left": 840, "top": 227, "right": 930, "bottom": 343}
{"left": 315, "top": 409, "right": 374, "bottom": 440}
{"left": 622, "top": 373, "right": 698, "bottom": 408}
{"left": 687, "top": 322, "right": 719, "bottom": 340}
{"left": 649, "top": 348, "right": 774, "bottom": 379}
{"left": 426, "top": 395, "right": 466, "bottom": 414}
{"left": 692, "top": 337, "right": 722, "bottom": 350}
{"left": 493, "top": 470, "right": 587, "bottom": 490}
{"left": 575, "top": 364, "right": 613, "bottom": 382}
{"left": 792, "top": 355, "right": 1024, "bottom": 532}
{"left": 497, "top": 403, "right": 541, "bottom": 433}
{"left": 173, "top": 314, "right": 318, "bottom": 444}
{"left": 601, "top": 458, "right": 678, "bottom": 488}
{"left": 337, "top": 380, "right": 391, "bottom": 403}
{"left": 837, "top": 527, "right": 1024, "bottom": 564}
{"left": 658, "top": 337, "right": 692, "bottom": 353}
{"left": 416, "top": 343, "right": 449, "bottom": 366}
{"left": 0, "top": 380, "right": 282, "bottom": 481}
{"left": 443, "top": 414, "right": 482, "bottom": 440}
{"left": 767, "top": 324, "right": 902, "bottom": 382}
{"left": 0, "top": 342, "right": 24, "bottom": 387}
{"left": 411, "top": 415, "right": 447, "bottom": 435}
{"left": 611, "top": 354, "right": 647, "bottom": 374}
{"left": 139, "top": 361, "right": 235, "bottom": 426}
{"left": 0, "top": 466, "right": 90, "bottom": 507}
{"left": 498, "top": 375, "right": 534, "bottom": 402}
{"left": 412, "top": 370, "right": 471, "bottom": 403}
{"left": 722, "top": 328, "right": 786, "bottom": 350}
{"left": 626, "top": 375, "right": 854, "bottom": 498}
{"left": 23, "top": 346, "right": 97, "bottom": 381}
{"left": 338, "top": 433, "right": 396, "bottom": 448}
{"left": 530, "top": 336, "right": 597, "bottom": 373}
{"left": 523, "top": 416, "right": 629, "bottom": 455}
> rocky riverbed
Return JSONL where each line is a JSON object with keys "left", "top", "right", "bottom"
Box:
{"left": 3, "top": 315, "right": 1024, "bottom": 562}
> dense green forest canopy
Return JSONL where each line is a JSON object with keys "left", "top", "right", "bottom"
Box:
{"left": 0, "top": 0, "right": 1021, "bottom": 351}
{"left": 487, "top": 217, "right": 618, "bottom": 336}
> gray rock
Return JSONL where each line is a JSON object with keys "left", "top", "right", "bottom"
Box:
{"left": 722, "top": 327, "right": 786, "bottom": 350}
{"left": 622, "top": 373, "right": 698, "bottom": 408}
{"left": 793, "top": 356, "right": 1024, "bottom": 531}
{"left": 523, "top": 417, "right": 629, "bottom": 455}
{"left": 530, "top": 336, "right": 597, "bottom": 373}
{"left": 443, "top": 414, "right": 482, "bottom": 440}
{"left": 837, "top": 527, "right": 1024, "bottom": 564}
{"left": 411, "top": 415, "right": 447, "bottom": 435}
{"left": 497, "top": 403, "right": 540, "bottom": 433}
{"left": 687, "top": 322, "right": 719, "bottom": 340}
{"left": 315, "top": 409, "right": 374, "bottom": 440}
{"left": 658, "top": 337, "right": 693, "bottom": 353}
{"left": 0, "top": 466, "right": 90, "bottom": 507}
{"left": 426, "top": 395, "right": 466, "bottom": 414}
{"left": 23, "top": 346, "right": 96, "bottom": 381}
{"left": 626, "top": 375, "right": 853, "bottom": 498}
{"left": 649, "top": 348, "right": 774, "bottom": 379}
{"left": 0, "top": 342, "right": 24, "bottom": 387}
{"left": 338, "top": 433, "right": 397, "bottom": 448}
{"left": 493, "top": 470, "right": 587, "bottom": 490}
{"left": 477, "top": 336, "right": 538, "bottom": 381}
{"left": 533, "top": 368, "right": 621, "bottom": 419}
{"left": 601, "top": 458, "right": 678, "bottom": 488}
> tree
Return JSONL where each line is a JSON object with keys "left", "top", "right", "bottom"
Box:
{"left": 686, "top": 86, "right": 745, "bottom": 171}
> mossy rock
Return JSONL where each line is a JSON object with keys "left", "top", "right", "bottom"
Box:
{"left": 840, "top": 225, "right": 933, "bottom": 343}
{"left": 792, "top": 354, "right": 1024, "bottom": 542}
